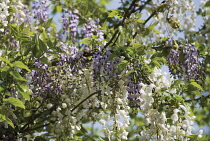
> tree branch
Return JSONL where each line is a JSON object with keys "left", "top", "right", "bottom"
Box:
{"left": 71, "top": 90, "right": 101, "bottom": 112}
{"left": 20, "top": 91, "right": 101, "bottom": 133}
{"left": 185, "top": 95, "right": 210, "bottom": 102}
{"left": 104, "top": 0, "right": 138, "bottom": 48}
{"left": 20, "top": 100, "right": 45, "bottom": 131}
{"left": 133, "top": 0, "right": 152, "bottom": 13}
{"left": 132, "top": 0, "right": 165, "bottom": 39}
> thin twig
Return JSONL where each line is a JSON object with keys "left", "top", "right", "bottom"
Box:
{"left": 71, "top": 90, "right": 101, "bottom": 112}
{"left": 104, "top": 0, "right": 138, "bottom": 48}
{"left": 20, "top": 100, "right": 45, "bottom": 131}
{"left": 112, "top": 32, "right": 121, "bottom": 46}
{"left": 133, "top": 0, "right": 152, "bottom": 13}
{"left": 185, "top": 95, "right": 210, "bottom": 102}
{"left": 104, "top": 30, "right": 119, "bottom": 48}
{"left": 132, "top": 1, "right": 163, "bottom": 39}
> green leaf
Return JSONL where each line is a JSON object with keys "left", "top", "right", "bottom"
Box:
{"left": 10, "top": 71, "right": 27, "bottom": 81}
{"left": 80, "top": 38, "right": 92, "bottom": 45}
{"left": 135, "top": 13, "right": 143, "bottom": 19}
{"left": 108, "top": 9, "right": 119, "bottom": 18}
{"left": 32, "top": 35, "right": 47, "bottom": 58}
{"left": 126, "top": 47, "right": 135, "bottom": 56}
{"left": 179, "top": 49, "right": 185, "bottom": 64}
{"left": 171, "top": 79, "right": 181, "bottom": 88}
{"left": 135, "top": 19, "right": 144, "bottom": 23}
{"left": 1, "top": 66, "right": 10, "bottom": 72}
{"left": 56, "top": 5, "right": 62, "bottom": 12}
{"left": 0, "top": 114, "right": 6, "bottom": 122}
{"left": 6, "top": 117, "right": 15, "bottom": 128}
{"left": 204, "top": 1, "right": 210, "bottom": 7}
{"left": 0, "top": 87, "right": 3, "bottom": 92}
{"left": 39, "top": 57, "right": 52, "bottom": 66}
{"left": 117, "top": 60, "right": 128, "bottom": 73}
{"left": 190, "top": 82, "right": 204, "bottom": 91}
{"left": 191, "top": 90, "right": 202, "bottom": 97}
{"left": 20, "top": 43, "right": 32, "bottom": 56}
{"left": 39, "top": 38, "right": 48, "bottom": 52}
{"left": 16, "top": 83, "right": 31, "bottom": 100}
{"left": 147, "top": 22, "right": 158, "bottom": 30}
{"left": 3, "top": 97, "right": 25, "bottom": 109}
{"left": 0, "top": 57, "right": 10, "bottom": 64}
{"left": 152, "top": 60, "right": 161, "bottom": 68}
{"left": 43, "top": 18, "right": 53, "bottom": 29}
{"left": 0, "top": 114, "right": 15, "bottom": 128}
{"left": 13, "top": 61, "right": 31, "bottom": 72}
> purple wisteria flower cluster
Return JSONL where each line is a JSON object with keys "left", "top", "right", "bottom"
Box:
{"left": 167, "top": 42, "right": 205, "bottom": 82}
{"left": 82, "top": 18, "right": 104, "bottom": 51}
{"left": 182, "top": 44, "right": 205, "bottom": 81}
{"left": 167, "top": 49, "right": 182, "bottom": 77}
{"left": 92, "top": 49, "right": 121, "bottom": 90}
{"left": 92, "top": 50, "right": 111, "bottom": 81}
{"left": 126, "top": 63, "right": 142, "bottom": 107}
{"left": 30, "top": 43, "right": 86, "bottom": 98}
{"left": 61, "top": 9, "right": 79, "bottom": 42}
{"left": 32, "top": 0, "right": 49, "bottom": 22}
{"left": 30, "top": 60, "right": 63, "bottom": 98}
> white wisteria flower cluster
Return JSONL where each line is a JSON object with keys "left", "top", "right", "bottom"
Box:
{"left": 138, "top": 67, "right": 203, "bottom": 140}
{"left": 10, "top": 0, "right": 27, "bottom": 25}
{"left": 148, "top": 0, "right": 196, "bottom": 40}
{"left": 0, "top": 0, "right": 10, "bottom": 32}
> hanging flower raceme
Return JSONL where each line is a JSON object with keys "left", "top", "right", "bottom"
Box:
{"left": 10, "top": 0, "right": 28, "bottom": 25}
{"left": 61, "top": 9, "right": 79, "bottom": 42}
{"left": 0, "top": 0, "right": 10, "bottom": 32}
{"left": 138, "top": 67, "right": 203, "bottom": 140}
{"left": 167, "top": 48, "right": 182, "bottom": 78}
{"left": 82, "top": 18, "right": 104, "bottom": 51}
{"left": 69, "top": 9, "right": 79, "bottom": 42}
{"left": 126, "top": 62, "right": 142, "bottom": 107}
{"left": 182, "top": 43, "right": 204, "bottom": 81}
{"left": 167, "top": 41, "right": 205, "bottom": 82}
{"left": 32, "top": 0, "right": 49, "bottom": 22}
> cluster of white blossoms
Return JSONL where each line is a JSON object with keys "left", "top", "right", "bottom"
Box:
{"left": 143, "top": 0, "right": 197, "bottom": 41}
{"left": 49, "top": 103, "right": 82, "bottom": 139}
{"left": 43, "top": 66, "right": 102, "bottom": 139}
{"left": 125, "top": 0, "right": 197, "bottom": 45}
{"left": 138, "top": 67, "right": 203, "bottom": 140}
{"left": 98, "top": 79, "right": 130, "bottom": 140}
{"left": 0, "top": 0, "right": 10, "bottom": 32}
{"left": 10, "top": 0, "right": 26, "bottom": 25}
{"left": 165, "top": 0, "right": 196, "bottom": 31}
{"left": 46, "top": 71, "right": 84, "bottom": 139}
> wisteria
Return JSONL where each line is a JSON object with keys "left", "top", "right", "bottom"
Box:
{"left": 82, "top": 18, "right": 104, "bottom": 51}
{"left": 0, "top": 0, "right": 10, "bottom": 32}
{"left": 32, "top": 0, "right": 49, "bottom": 22}
{"left": 167, "top": 48, "right": 182, "bottom": 78}
{"left": 0, "top": 0, "right": 208, "bottom": 140}
{"left": 126, "top": 63, "right": 142, "bottom": 107}
{"left": 182, "top": 43, "right": 203, "bottom": 81}
{"left": 69, "top": 9, "right": 79, "bottom": 42}
{"left": 61, "top": 9, "right": 79, "bottom": 42}
{"left": 167, "top": 42, "right": 205, "bottom": 82}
